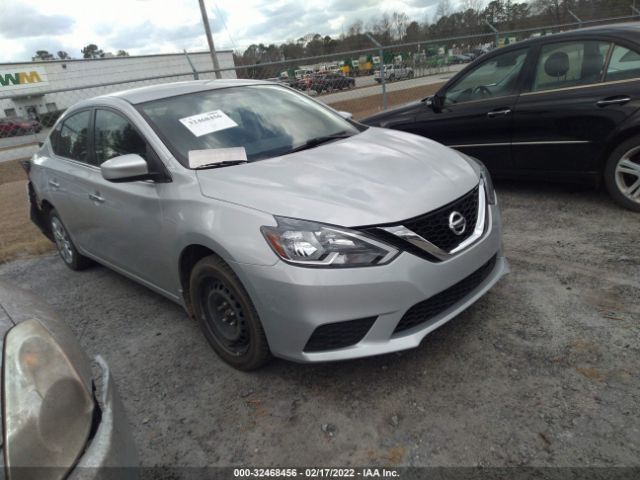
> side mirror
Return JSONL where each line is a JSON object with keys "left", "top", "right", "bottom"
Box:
{"left": 337, "top": 110, "right": 353, "bottom": 120}
{"left": 427, "top": 93, "right": 444, "bottom": 113}
{"left": 101, "top": 154, "right": 150, "bottom": 182}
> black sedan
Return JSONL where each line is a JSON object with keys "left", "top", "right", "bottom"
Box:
{"left": 362, "top": 23, "right": 640, "bottom": 211}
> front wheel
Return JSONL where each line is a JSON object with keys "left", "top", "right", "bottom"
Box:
{"left": 49, "top": 210, "right": 93, "bottom": 270}
{"left": 190, "top": 255, "right": 272, "bottom": 370}
{"left": 604, "top": 137, "right": 640, "bottom": 212}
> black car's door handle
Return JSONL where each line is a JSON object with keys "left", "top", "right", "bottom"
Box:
{"left": 89, "top": 193, "right": 105, "bottom": 203}
{"left": 597, "top": 96, "right": 631, "bottom": 107}
{"left": 487, "top": 108, "right": 512, "bottom": 118}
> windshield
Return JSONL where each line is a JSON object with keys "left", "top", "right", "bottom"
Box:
{"left": 139, "top": 85, "right": 360, "bottom": 166}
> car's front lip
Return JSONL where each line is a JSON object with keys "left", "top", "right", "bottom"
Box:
{"left": 233, "top": 203, "right": 507, "bottom": 363}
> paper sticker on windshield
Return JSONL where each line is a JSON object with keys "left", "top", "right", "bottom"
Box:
{"left": 188, "top": 147, "right": 247, "bottom": 169}
{"left": 179, "top": 110, "right": 238, "bottom": 137}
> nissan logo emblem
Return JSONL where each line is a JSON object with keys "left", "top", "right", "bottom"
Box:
{"left": 448, "top": 211, "right": 466, "bottom": 236}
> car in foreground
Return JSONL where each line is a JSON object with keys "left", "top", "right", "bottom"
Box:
{"left": 0, "top": 117, "right": 42, "bottom": 137}
{"left": 24, "top": 79, "right": 508, "bottom": 370}
{"left": 0, "top": 280, "right": 138, "bottom": 479}
{"left": 363, "top": 23, "right": 640, "bottom": 211}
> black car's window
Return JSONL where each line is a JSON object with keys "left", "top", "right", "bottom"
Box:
{"left": 532, "top": 41, "right": 610, "bottom": 92}
{"left": 51, "top": 110, "right": 91, "bottom": 163}
{"left": 606, "top": 44, "right": 640, "bottom": 82}
{"left": 94, "top": 110, "right": 148, "bottom": 165}
{"left": 444, "top": 48, "right": 528, "bottom": 105}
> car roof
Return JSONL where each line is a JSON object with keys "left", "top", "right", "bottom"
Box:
{"left": 92, "top": 79, "right": 274, "bottom": 105}
{"left": 502, "top": 22, "right": 640, "bottom": 50}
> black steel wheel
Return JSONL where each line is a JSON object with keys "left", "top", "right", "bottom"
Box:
{"left": 190, "top": 255, "right": 271, "bottom": 370}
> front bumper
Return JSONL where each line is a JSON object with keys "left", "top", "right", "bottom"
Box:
{"left": 235, "top": 204, "right": 508, "bottom": 363}
{"left": 69, "top": 356, "right": 138, "bottom": 480}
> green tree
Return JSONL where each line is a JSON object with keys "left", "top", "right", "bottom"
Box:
{"left": 81, "top": 44, "right": 104, "bottom": 59}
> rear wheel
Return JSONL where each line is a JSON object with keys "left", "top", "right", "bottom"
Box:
{"left": 189, "top": 255, "right": 271, "bottom": 370}
{"left": 604, "top": 137, "right": 640, "bottom": 212}
{"left": 49, "top": 210, "right": 93, "bottom": 270}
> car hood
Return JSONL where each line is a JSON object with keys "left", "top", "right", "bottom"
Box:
{"left": 196, "top": 127, "right": 478, "bottom": 227}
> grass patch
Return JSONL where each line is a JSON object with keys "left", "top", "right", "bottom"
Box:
{"left": 0, "top": 180, "right": 53, "bottom": 264}
{"left": 0, "top": 160, "right": 27, "bottom": 186}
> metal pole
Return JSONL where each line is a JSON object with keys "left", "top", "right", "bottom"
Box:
{"left": 568, "top": 9, "right": 582, "bottom": 28}
{"left": 366, "top": 34, "right": 387, "bottom": 111}
{"left": 198, "top": 0, "right": 221, "bottom": 79}
{"left": 485, "top": 20, "right": 499, "bottom": 48}
{"left": 184, "top": 50, "right": 199, "bottom": 79}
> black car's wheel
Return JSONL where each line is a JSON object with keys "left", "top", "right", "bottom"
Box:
{"left": 604, "top": 137, "right": 640, "bottom": 212}
{"left": 49, "top": 210, "right": 93, "bottom": 270}
{"left": 190, "top": 255, "right": 272, "bottom": 370}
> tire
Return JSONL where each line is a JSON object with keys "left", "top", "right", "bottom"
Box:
{"left": 604, "top": 136, "right": 640, "bottom": 212}
{"left": 49, "top": 210, "right": 93, "bottom": 270}
{"left": 189, "top": 255, "right": 272, "bottom": 370}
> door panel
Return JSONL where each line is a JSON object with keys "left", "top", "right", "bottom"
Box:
{"left": 82, "top": 108, "right": 173, "bottom": 291}
{"left": 410, "top": 96, "right": 517, "bottom": 173}
{"left": 513, "top": 83, "right": 640, "bottom": 173}
{"left": 512, "top": 40, "right": 640, "bottom": 174}
{"left": 409, "top": 47, "right": 530, "bottom": 174}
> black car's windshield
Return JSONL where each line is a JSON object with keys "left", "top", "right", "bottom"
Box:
{"left": 139, "top": 85, "right": 360, "bottom": 167}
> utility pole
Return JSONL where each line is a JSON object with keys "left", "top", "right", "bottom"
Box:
{"left": 198, "top": 0, "right": 221, "bottom": 79}
{"left": 366, "top": 33, "right": 387, "bottom": 111}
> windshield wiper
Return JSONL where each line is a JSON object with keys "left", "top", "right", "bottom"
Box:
{"left": 194, "top": 160, "right": 248, "bottom": 170}
{"left": 285, "top": 131, "right": 353, "bottom": 155}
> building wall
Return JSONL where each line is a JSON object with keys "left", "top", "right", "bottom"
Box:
{"left": 0, "top": 51, "right": 236, "bottom": 119}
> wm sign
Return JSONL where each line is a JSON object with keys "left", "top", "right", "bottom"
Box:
{"left": 0, "top": 66, "right": 48, "bottom": 92}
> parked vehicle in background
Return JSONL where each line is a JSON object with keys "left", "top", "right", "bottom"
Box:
{"left": 449, "top": 54, "right": 473, "bottom": 64}
{"left": 0, "top": 280, "right": 138, "bottom": 479}
{"left": 0, "top": 117, "right": 42, "bottom": 137}
{"left": 25, "top": 79, "right": 507, "bottom": 370}
{"left": 374, "top": 65, "right": 414, "bottom": 82}
{"left": 363, "top": 23, "right": 640, "bottom": 211}
{"left": 303, "top": 73, "right": 355, "bottom": 92}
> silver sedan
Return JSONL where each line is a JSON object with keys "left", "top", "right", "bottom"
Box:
{"left": 26, "top": 80, "right": 508, "bottom": 370}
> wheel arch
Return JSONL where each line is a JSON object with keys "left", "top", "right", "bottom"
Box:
{"left": 600, "top": 124, "right": 640, "bottom": 175}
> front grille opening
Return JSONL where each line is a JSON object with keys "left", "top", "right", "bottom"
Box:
{"left": 403, "top": 185, "right": 479, "bottom": 252}
{"left": 394, "top": 255, "right": 497, "bottom": 334}
{"left": 360, "top": 185, "right": 481, "bottom": 263}
{"left": 303, "top": 316, "right": 377, "bottom": 352}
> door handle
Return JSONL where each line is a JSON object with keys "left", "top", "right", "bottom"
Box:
{"left": 89, "top": 193, "right": 105, "bottom": 203}
{"left": 487, "top": 108, "right": 511, "bottom": 118}
{"left": 48, "top": 179, "right": 60, "bottom": 189}
{"left": 597, "top": 96, "right": 631, "bottom": 107}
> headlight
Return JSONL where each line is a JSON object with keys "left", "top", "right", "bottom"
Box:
{"left": 459, "top": 153, "right": 496, "bottom": 205}
{"left": 261, "top": 216, "right": 399, "bottom": 267}
{"left": 3, "top": 319, "right": 95, "bottom": 479}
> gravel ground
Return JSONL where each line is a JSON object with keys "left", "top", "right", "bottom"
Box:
{"left": 0, "top": 181, "right": 638, "bottom": 470}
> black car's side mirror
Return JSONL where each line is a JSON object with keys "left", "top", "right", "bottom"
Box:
{"left": 425, "top": 93, "right": 444, "bottom": 113}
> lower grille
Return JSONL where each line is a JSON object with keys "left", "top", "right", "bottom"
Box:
{"left": 394, "top": 255, "right": 497, "bottom": 334}
{"left": 304, "top": 317, "right": 377, "bottom": 352}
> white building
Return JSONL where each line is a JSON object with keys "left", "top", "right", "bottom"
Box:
{"left": 0, "top": 50, "right": 236, "bottom": 119}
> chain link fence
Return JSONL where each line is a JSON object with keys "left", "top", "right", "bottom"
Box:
{"left": 1, "top": 10, "right": 639, "bottom": 164}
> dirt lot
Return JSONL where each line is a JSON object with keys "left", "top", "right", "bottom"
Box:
{"left": 0, "top": 180, "right": 638, "bottom": 470}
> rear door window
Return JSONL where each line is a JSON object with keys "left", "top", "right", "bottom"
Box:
{"left": 606, "top": 44, "right": 640, "bottom": 82}
{"left": 531, "top": 41, "right": 610, "bottom": 92}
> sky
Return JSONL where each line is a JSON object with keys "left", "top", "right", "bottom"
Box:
{"left": 0, "top": 0, "right": 453, "bottom": 62}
